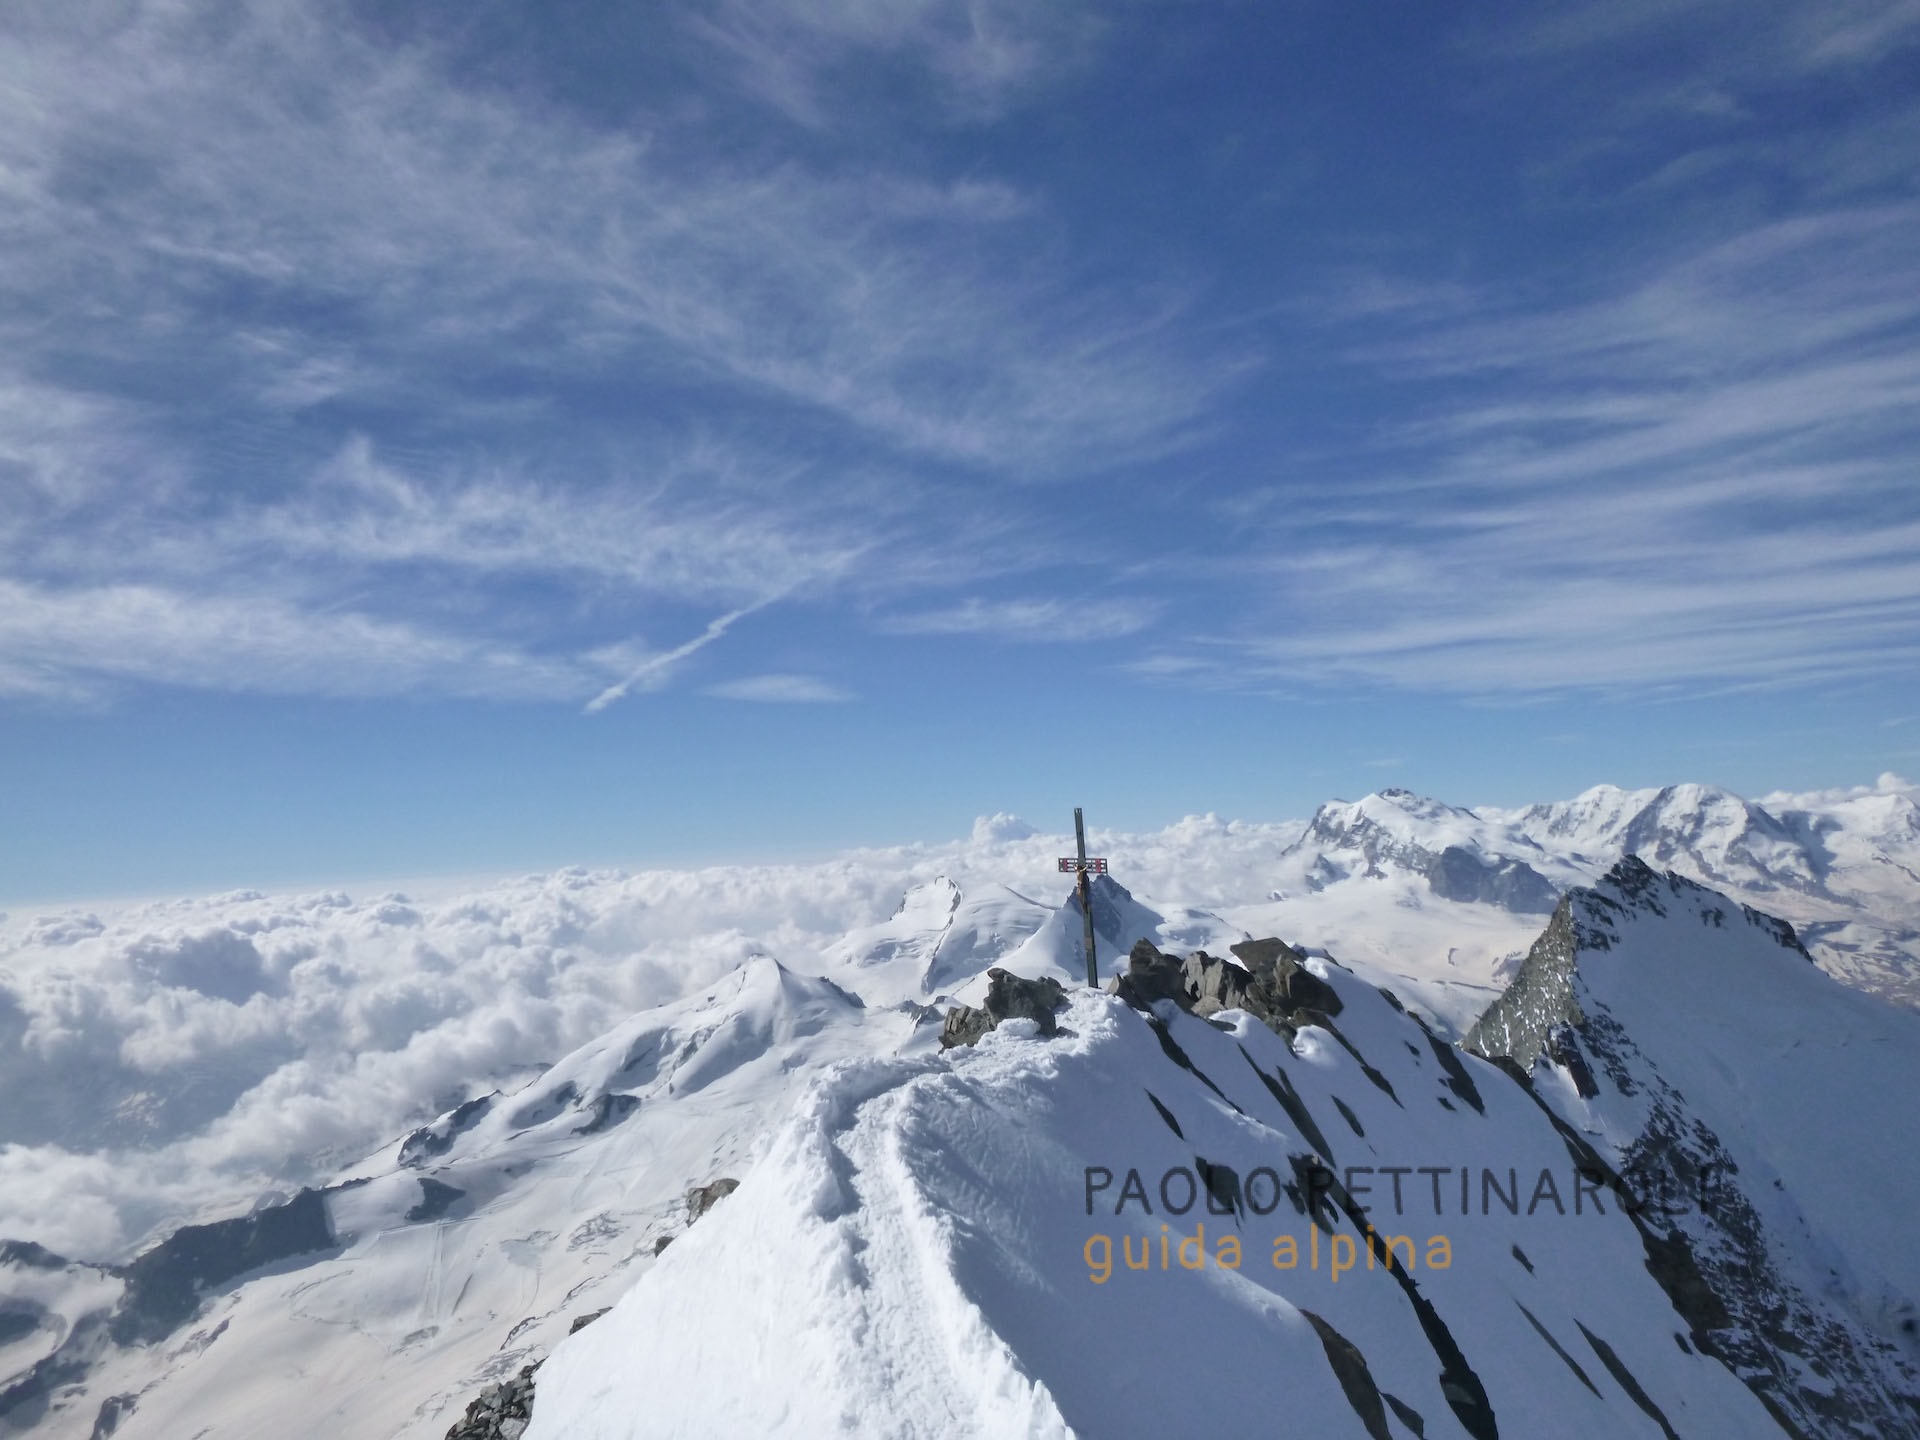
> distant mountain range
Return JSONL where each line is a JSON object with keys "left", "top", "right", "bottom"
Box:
{"left": 1280, "top": 781, "right": 1920, "bottom": 1010}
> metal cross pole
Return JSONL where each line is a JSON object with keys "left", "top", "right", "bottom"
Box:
{"left": 1057, "top": 813, "right": 1108, "bottom": 987}
{"left": 1074, "top": 807, "right": 1097, "bottom": 988}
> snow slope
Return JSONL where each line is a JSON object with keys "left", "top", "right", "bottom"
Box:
{"left": 1, "top": 960, "right": 915, "bottom": 1439}
{"left": 1467, "top": 860, "right": 1920, "bottom": 1433}
{"left": 531, "top": 960, "right": 1813, "bottom": 1438}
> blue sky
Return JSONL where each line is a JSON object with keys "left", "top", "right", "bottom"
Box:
{"left": 3, "top": 0, "right": 1918, "bottom": 902}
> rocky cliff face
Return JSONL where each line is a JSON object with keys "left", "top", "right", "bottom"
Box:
{"left": 1467, "top": 858, "right": 1920, "bottom": 1438}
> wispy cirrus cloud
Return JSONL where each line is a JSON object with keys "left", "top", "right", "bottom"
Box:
{"left": 1178, "top": 204, "right": 1920, "bottom": 697}
{"left": 881, "top": 596, "right": 1159, "bottom": 643}
{"left": 703, "top": 673, "right": 854, "bottom": 703}
{"left": 0, "top": 0, "right": 1234, "bottom": 708}
{"left": 0, "top": 0, "right": 1226, "bottom": 475}
{"left": 1477, "top": 0, "right": 1920, "bottom": 75}
{"left": 0, "top": 578, "right": 604, "bottom": 704}
{"left": 687, "top": 0, "right": 1103, "bottom": 127}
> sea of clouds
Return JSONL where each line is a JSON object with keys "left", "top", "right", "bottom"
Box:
{"left": 0, "top": 813, "right": 1303, "bottom": 1259}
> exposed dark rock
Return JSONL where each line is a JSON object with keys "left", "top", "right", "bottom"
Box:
{"left": 0, "top": 1349, "right": 88, "bottom": 1430}
{"left": 1471, "top": 864, "right": 1920, "bottom": 1439}
{"left": 986, "top": 968, "right": 1068, "bottom": 1032}
{"left": 1418, "top": 1026, "right": 1481, "bottom": 1115}
{"left": 1545, "top": 1025, "right": 1599, "bottom": 1099}
{"left": 1383, "top": 1392, "right": 1427, "bottom": 1437}
{"left": 442, "top": 1308, "right": 612, "bottom": 1438}
{"left": 1106, "top": 936, "right": 1347, "bottom": 1044}
{"left": 1299, "top": 1309, "right": 1393, "bottom": 1440}
{"left": 89, "top": 1392, "right": 136, "bottom": 1439}
{"left": 1239, "top": 1047, "right": 1338, "bottom": 1162}
{"left": 111, "top": 1188, "right": 336, "bottom": 1345}
{"left": 572, "top": 1092, "right": 639, "bottom": 1136}
{"left": 1062, "top": 873, "right": 1160, "bottom": 957}
{"left": 1514, "top": 1302, "right": 1601, "bottom": 1398}
{"left": 1229, "top": 937, "right": 1344, "bottom": 1020}
{"left": 1290, "top": 795, "right": 1560, "bottom": 914}
{"left": 938, "top": 968, "right": 1069, "bottom": 1049}
{"left": 1145, "top": 1090, "right": 1184, "bottom": 1138}
{"left": 0, "top": 1307, "right": 41, "bottom": 1345}
{"left": 1180, "top": 949, "right": 1247, "bottom": 1015}
{"left": 1195, "top": 1156, "right": 1241, "bottom": 1216}
{"left": 686, "top": 1178, "right": 739, "bottom": 1224}
{"left": 444, "top": 1361, "right": 539, "bottom": 1440}
{"left": 1140, "top": 1014, "right": 1239, "bottom": 1109}
{"left": 0, "top": 1240, "right": 67, "bottom": 1271}
{"left": 652, "top": 1235, "right": 674, "bottom": 1255}
{"left": 939, "top": 1005, "right": 994, "bottom": 1049}
{"left": 1576, "top": 1321, "right": 1682, "bottom": 1440}
{"left": 1460, "top": 893, "right": 1582, "bottom": 1069}
{"left": 1307, "top": 1161, "right": 1500, "bottom": 1440}
{"left": 1423, "top": 845, "right": 1560, "bottom": 914}
{"left": 1112, "top": 940, "right": 1189, "bottom": 1010}
{"left": 399, "top": 1094, "right": 496, "bottom": 1169}
{"left": 405, "top": 1179, "right": 467, "bottom": 1225}
{"left": 509, "top": 1082, "right": 580, "bottom": 1131}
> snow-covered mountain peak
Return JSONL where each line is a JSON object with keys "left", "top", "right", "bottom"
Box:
{"left": 1569, "top": 855, "right": 1812, "bottom": 957}
{"left": 1501, "top": 782, "right": 1817, "bottom": 893}
{"left": 1286, "top": 788, "right": 1564, "bottom": 920}
{"left": 1813, "top": 786, "right": 1920, "bottom": 849}
{"left": 818, "top": 877, "right": 1053, "bottom": 1006}
{"left": 1304, "top": 787, "right": 1488, "bottom": 845}
{"left": 1467, "top": 859, "right": 1920, "bottom": 1430}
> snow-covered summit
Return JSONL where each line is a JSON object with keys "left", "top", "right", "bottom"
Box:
{"left": 529, "top": 875, "right": 1920, "bottom": 1438}
{"left": 1290, "top": 787, "right": 1568, "bottom": 915}
{"left": 1467, "top": 858, "right": 1920, "bottom": 1433}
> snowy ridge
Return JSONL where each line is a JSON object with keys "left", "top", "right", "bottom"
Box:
{"left": 1, "top": 959, "right": 910, "bottom": 1439}
{"left": 531, "top": 962, "right": 1801, "bottom": 1438}
{"left": 1467, "top": 860, "right": 1920, "bottom": 1434}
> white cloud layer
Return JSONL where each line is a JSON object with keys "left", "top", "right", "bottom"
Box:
{"left": 0, "top": 810, "right": 1303, "bottom": 1259}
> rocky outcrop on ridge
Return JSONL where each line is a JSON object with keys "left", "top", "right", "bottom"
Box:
{"left": 1106, "top": 936, "right": 1343, "bottom": 1034}
{"left": 939, "top": 968, "right": 1069, "bottom": 1048}
{"left": 1, "top": 1187, "right": 344, "bottom": 1432}
{"left": 444, "top": 1362, "right": 539, "bottom": 1440}
{"left": 686, "top": 1178, "right": 739, "bottom": 1224}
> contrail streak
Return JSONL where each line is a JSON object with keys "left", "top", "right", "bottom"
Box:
{"left": 584, "top": 599, "right": 773, "bottom": 713}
